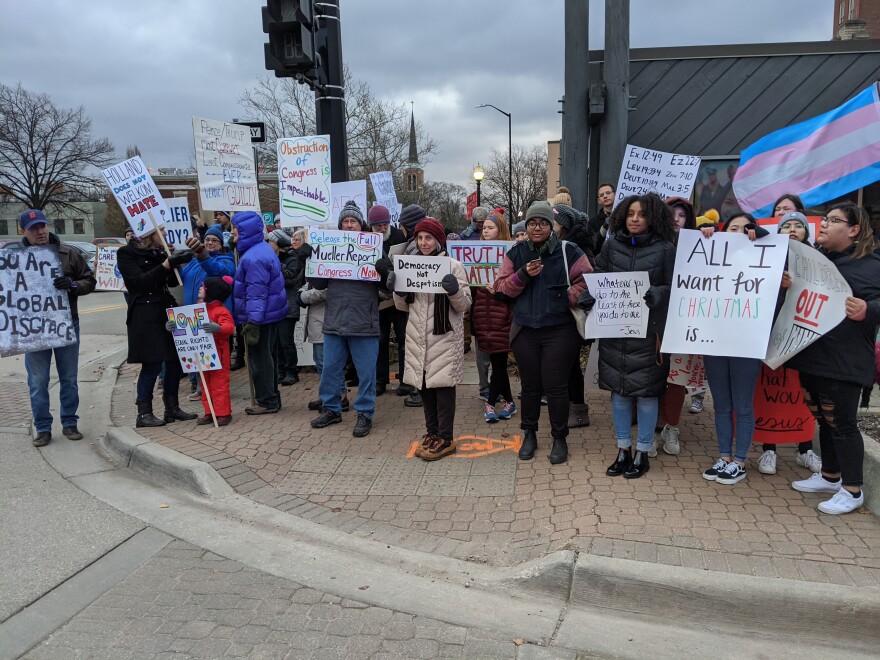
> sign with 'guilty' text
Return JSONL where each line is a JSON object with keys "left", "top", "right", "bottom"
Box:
{"left": 305, "top": 229, "right": 382, "bottom": 282}
{"left": 192, "top": 117, "right": 259, "bottom": 214}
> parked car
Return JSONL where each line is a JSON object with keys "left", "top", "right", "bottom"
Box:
{"left": 93, "top": 237, "right": 126, "bottom": 246}
{"left": 0, "top": 238, "right": 22, "bottom": 249}
{"left": 1, "top": 238, "right": 96, "bottom": 265}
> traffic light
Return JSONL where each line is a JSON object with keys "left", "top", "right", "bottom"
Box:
{"left": 262, "top": 0, "right": 317, "bottom": 78}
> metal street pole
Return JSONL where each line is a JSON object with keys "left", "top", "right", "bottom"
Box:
{"left": 599, "top": 0, "right": 630, "bottom": 194}
{"left": 563, "top": 0, "right": 589, "bottom": 211}
{"left": 315, "top": 0, "right": 349, "bottom": 182}
{"left": 476, "top": 179, "right": 481, "bottom": 207}
{"left": 477, "top": 104, "right": 513, "bottom": 225}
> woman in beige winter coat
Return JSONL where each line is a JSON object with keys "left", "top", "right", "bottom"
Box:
{"left": 390, "top": 218, "right": 471, "bottom": 461}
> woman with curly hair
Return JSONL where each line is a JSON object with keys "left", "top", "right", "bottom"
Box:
{"left": 578, "top": 193, "right": 676, "bottom": 479}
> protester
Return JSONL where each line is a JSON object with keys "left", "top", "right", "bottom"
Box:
{"left": 117, "top": 228, "right": 196, "bottom": 427}
{"left": 460, "top": 206, "right": 489, "bottom": 240}
{"left": 389, "top": 218, "right": 471, "bottom": 459}
{"left": 398, "top": 204, "right": 426, "bottom": 239}
{"left": 512, "top": 221, "right": 527, "bottom": 243}
{"left": 789, "top": 203, "right": 880, "bottom": 514}
{"left": 214, "top": 210, "right": 233, "bottom": 247}
{"left": 297, "top": 278, "right": 349, "bottom": 413}
{"left": 578, "top": 194, "right": 676, "bottom": 479}
{"left": 495, "top": 201, "right": 592, "bottom": 464}
{"left": 773, "top": 193, "right": 805, "bottom": 217}
{"left": 589, "top": 182, "right": 616, "bottom": 255}
{"left": 19, "top": 209, "right": 96, "bottom": 446}
{"left": 194, "top": 213, "right": 209, "bottom": 242}
{"left": 268, "top": 228, "right": 307, "bottom": 387}
{"left": 552, "top": 187, "right": 572, "bottom": 206}
{"left": 231, "top": 211, "right": 289, "bottom": 415}
{"left": 191, "top": 276, "right": 235, "bottom": 426}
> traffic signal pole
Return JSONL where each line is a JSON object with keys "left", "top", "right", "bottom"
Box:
{"left": 314, "top": 1, "right": 349, "bottom": 182}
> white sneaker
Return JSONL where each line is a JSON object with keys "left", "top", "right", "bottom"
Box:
{"left": 757, "top": 450, "right": 777, "bottom": 475}
{"left": 647, "top": 435, "right": 658, "bottom": 458}
{"left": 818, "top": 489, "right": 864, "bottom": 515}
{"left": 661, "top": 425, "right": 680, "bottom": 455}
{"left": 792, "top": 473, "right": 842, "bottom": 493}
{"left": 688, "top": 395, "right": 704, "bottom": 414}
{"left": 796, "top": 449, "right": 822, "bottom": 473}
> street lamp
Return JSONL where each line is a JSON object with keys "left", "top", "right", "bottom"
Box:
{"left": 477, "top": 104, "right": 513, "bottom": 224}
{"left": 472, "top": 163, "right": 484, "bottom": 206}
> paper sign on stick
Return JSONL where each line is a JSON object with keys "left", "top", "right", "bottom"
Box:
{"left": 163, "top": 198, "right": 194, "bottom": 247}
{"left": 393, "top": 255, "right": 452, "bottom": 293}
{"left": 583, "top": 272, "right": 650, "bottom": 339}
{"left": 331, "top": 180, "right": 368, "bottom": 221}
{"left": 101, "top": 156, "right": 169, "bottom": 237}
{"left": 753, "top": 365, "right": 815, "bottom": 444}
{"left": 166, "top": 303, "right": 221, "bottom": 374}
{"left": 278, "top": 135, "right": 331, "bottom": 226}
{"left": 614, "top": 145, "right": 701, "bottom": 207}
{"left": 305, "top": 229, "right": 382, "bottom": 282}
{"left": 370, "top": 171, "right": 400, "bottom": 227}
{"left": 660, "top": 229, "right": 787, "bottom": 359}
{"left": 0, "top": 247, "right": 76, "bottom": 357}
{"left": 192, "top": 117, "right": 259, "bottom": 213}
{"left": 94, "top": 246, "right": 125, "bottom": 292}
{"left": 667, "top": 354, "right": 705, "bottom": 388}
{"left": 447, "top": 241, "right": 514, "bottom": 287}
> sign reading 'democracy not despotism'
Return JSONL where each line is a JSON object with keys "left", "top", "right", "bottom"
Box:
{"left": 278, "top": 135, "right": 331, "bottom": 227}
{"left": 0, "top": 247, "right": 76, "bottom": 357}
{"left": 102, "top": 156, "right": 169, "bottom": 237}
{"left": 162, "top": 198, "right": 194, "bottom": 248}
{"left": 95, "top": 246, "right": 125, "bottom": 292}
{"left": 613, "top": 145, "right": 701, "bottom": 206}
{"left": 192, "top": 117, "right": 259, "bottom": 213}
{"left": 305, "top": 229, "right": 382, "bottom": 282}
{"left": 764, "top": 238, "right": 851, "bottom": 369}
{"left": 446, "top": 241, "right": 514, "bottom": 286}
{"left": 393, "top": 255, "right": 452, "bottom": 293}
{"left": 166, "top": 303, "right": 221, "bottom": 374}
{"left": 583, "top": 271, "right": 651, "bottom": 339}
{"left": 660, "top": 229, "right": 787, "bottom": 359}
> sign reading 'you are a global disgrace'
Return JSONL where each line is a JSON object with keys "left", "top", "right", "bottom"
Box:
{"left": 305, "top": 229, "right": 383, "bottom": 282}
{"left": 278, "top": 135, "right": 331, "bottom": 227}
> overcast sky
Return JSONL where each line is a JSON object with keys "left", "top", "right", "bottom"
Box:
{"left": 2, "top": 0, "right": 832, "bottom": 190}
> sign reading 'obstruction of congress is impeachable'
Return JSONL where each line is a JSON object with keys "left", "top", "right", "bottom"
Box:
{"left": 613, "top": 145, "right": 701, "bottom": 206}
{"left": 278, "top": 135, "right": 331, "bottom": 227}
{"left": 393, "top": 255, "right": 452, "bottom": 293}
{"left": 0, "top": 247, "right": 76, "bottom": 357}
{"left": 660, "top": 229, "right": 787, "bottom": 359}
{"left": 166, "top": 304, "right": 221, "bottom": 374}
{"left": 305, "top": 229, "right": 382, "bottom": 282}
{"left": 192, "top": 117, "right": 259, "bottom": 214}
{"left": 446, "top": 241, "right": 514, "bottom": 286}
{"left": 102, "top": 156, "right": 169, "bottom": 238}
{"left": 583, "top": 271, "right": 650, "bottom": 339}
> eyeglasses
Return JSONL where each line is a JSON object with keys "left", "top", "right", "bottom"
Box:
{"left": 821, "top": 216, "right": 851, "bottom": 226}
{"left": 526, "top": 219, "right": 551, "bottom": 229}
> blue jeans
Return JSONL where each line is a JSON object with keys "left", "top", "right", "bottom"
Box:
{"left": 25, "top": 321, "right": 81, "bottom": 433}
{"left": 319, "top": 334, "right": 378, "bottom": 417}
{"left": 136, "top": 359, "right": 182, "bottom": 403}
{"left": 312, "top": 342, "right": 345, "bottom": 397}
{"left": 611, "top": 393, "right": 658, "bottom": 452}
{"left": 704, "top": 355, "right": 762, "bottom": 462}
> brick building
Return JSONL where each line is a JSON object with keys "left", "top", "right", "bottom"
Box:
{"left": 834, "top": 0, "right": 880, "bottom": 39}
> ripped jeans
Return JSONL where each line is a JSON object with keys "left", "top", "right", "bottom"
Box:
{"left": 798, "top": 373, "right": 864, "bottom": 487}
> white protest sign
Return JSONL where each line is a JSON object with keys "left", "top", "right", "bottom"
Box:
{"left": 305, "top": 229, "right": 382, "bottom": 282}
{"left": 0, "top": 247, "right": 76, "bottom": 357}
{"left": 667, "top": 354, "right": 706, "bottom": 389}
{"left": 294, "top": 316, "right": 315, "bottom": 367}
{"left": 583, "top": 272, "right": 650, "bottom": 339}
{"left": 661, "top": 229, "right": 787, "bottom": 359}
{"left": 393, "top": 255, "right": 452, "bottom": 293}
{"left": 447, "top": 241, "right": 514, "bottom": 287}
{"left": 192, "top": 117, "right": 259, "bottom": 213}
{"left": 163, "top": 198, "right": 194, "bottom": 247}
{"left": 94, "top": 246, "right": 125, "bottom": 292}
{"left": 166, "top": 303, "right": 221, "bottom": 374}
{"left": 278, "top": 135, "right": 331, "bottom": 226}
{"left": 102, "top": 156, "right": 169, "bottom": 237}
{"left": 614, "top": 145, "right": 701, "bottom": 206}
{"left": 370, "top": 172, "right": 401, "bottom": 227}
{"left": 331, "top": 180, "right": 368, "bottom": 222}
{"left": 764, "top": 239, "right": 851, "bottom": 369}
{"left": 584, "top": 344, "right": 600, "bottom": 390}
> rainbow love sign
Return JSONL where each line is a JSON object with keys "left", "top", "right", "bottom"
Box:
{"left": 166, "top": 303, "right": 220, "bottom": 373}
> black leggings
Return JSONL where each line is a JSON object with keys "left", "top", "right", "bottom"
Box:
{"left": 421, "top": 380, "right": 456, "bottom": 442}
{"left": 568, "top": 344, "right": 587, "bottom": 405}
{"left": 762, "top": 441, "right": 813, "bottom": 454}
{"left": 488, "top": 352, "right": 513, "bottom": 406}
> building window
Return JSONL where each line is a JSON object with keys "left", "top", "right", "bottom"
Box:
{"left": 849, "top": 0, "right": 855, "bottom": 18}
{"left": 839, "top": 1, "right": 845, "bottom": 22}
{"left": 0, "top": 219, "right": 7, "bottom": 235}
{"left": 54, "top": 218, "right": 66, "bottom": 234}
{"left": 407, "top": 173, "right": 417, "bottom": 192}
{"left": 73, "top": 218, "right": 85, "bottom": 234}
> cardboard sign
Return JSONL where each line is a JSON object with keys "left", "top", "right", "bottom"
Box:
{"left": 331, "top": 180, "right": 368, "bottom": 223}
{"left": 192, "top": 117, "right": 259, "bottom": 213}
{"left": 0, "top": 247, "right": 76, "bottom": 357}
{"left": 166, "top": 303, "right": 221, "bottom": 374}
{"left": 667, "top": 354, "right": 705, "bottom": 388}
{"left": 756, "top": 216, "right": 823, "bottom": 244}
{"left": 447, "top": 241, "right": 514, "bottom": 286}
{"left": 583, "top": 271, "right": 650, "bottom": 339}
{"left": 102, "top": 156, "right": 169, "bottom": 237}
{"left": 614, "top": 145, "right": 701, "bottom": 206}
{"left": 294, "top": 315, "right": 315, "bottom": 367}
{"left": 764, "top": 239, "right": 851, "bottom": 369}
{"left": 753, "top": 365, "right": 815, "bottom": 444}
{"left": 94, "top": 246, "right": 125, "bottom": 292}
{"left": 369, "top": 171, "right": 400, "bottom": 227}
{"left": 584, "top": 343, "right": 600, "bottom": 390}
{"left": 661, "top": 229, "right": 787, "bottom": 359}
{"left": 163, "top": 198, "right": 194, "bottom": 247}
{"left": 393, "top": 255, "right": 452, "bottom": 293}
{"left": 305, "top": 229, "right": 382, "bottom": 281}
{"left": 278, "top": 135, "right": 331, "bottom": 226}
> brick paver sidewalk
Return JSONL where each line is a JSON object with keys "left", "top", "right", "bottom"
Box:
{"left": 111, "top": 357, "right": 880, "bottom": 585}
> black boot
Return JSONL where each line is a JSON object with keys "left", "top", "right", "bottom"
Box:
{"left": 163, "top": 393, "right": 198, "bottom": 423}
{"left": 606, "top": 448, "right": 632, "bottom": 476}
{"left": 136, "top": 400, "right": 166, "bottom": 428}
{"left": 518, "top": 429, "right": 538, "bottom": 461}
{"left": 549, "top": 437, "right": 568, "bottom": 464}
{"left": 624, "top": 451, "right": 650, "bottom": 479}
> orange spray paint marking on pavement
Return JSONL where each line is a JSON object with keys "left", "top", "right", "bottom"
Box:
{"left": 406, "top": 435, "right": 522, "bottom": 459}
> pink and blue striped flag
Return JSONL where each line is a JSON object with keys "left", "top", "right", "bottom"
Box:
{"left": 733, "top": 82, "right": 880, "bottom": 217}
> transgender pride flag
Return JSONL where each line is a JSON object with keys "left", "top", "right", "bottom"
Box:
{"left": 733, "top": 82, "right": 880, "bottom": 217}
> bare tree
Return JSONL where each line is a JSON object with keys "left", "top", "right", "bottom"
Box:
{"left": 421, "top": 181, "right": 468, "bottom": 233}
{"left": 0, "top": 83, "right": 115, "bottom": 211}
{"left": 482, "top": 144, "right": 548, "bottom": 219}
{"left": 125, "top": 145, "right": 142, "bottom": 159}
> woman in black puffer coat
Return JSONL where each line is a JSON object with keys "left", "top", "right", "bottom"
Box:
{"left": 578, "top": 193, "right": 676, "bottom": 479}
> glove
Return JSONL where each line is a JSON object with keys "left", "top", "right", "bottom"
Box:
{"left": 386, "top": 271, "right": 396, "bottom": 291}
{"left": 643, "top": 287, "right": 660, "bottom": 309}
{"left": 167, "top": 251, "right": 194, "bottom": 268}
{"left": 185, "top": 237, "right": 206, "bottom": 257}
{"left": 295, "top": 291, "right": 308, "bottom": 308}
{"left": 403, "top": 292, "right": 415, "bottom": 305}
{"left": 577, "top": 289, "right": 596, "bottom": 312}
{"left": 202, "top": 321, "right": 222, "bottom": 334}
{"left": 53, "top": 276, "right": 76, "bottom": 290}
{"left": 300, "top": 243, "right": 314, "bottom": 258}
{"left": 441, "top": 273, "right": 459, "bottom": 295}
{"left": 242, "top": 323, "right": 260, "bottom": 346}
{"left": 165, "top": 319, "right": 177, "bottom": 332}
{"left": 374, "top": 257, "right": 391, "bottom": 278}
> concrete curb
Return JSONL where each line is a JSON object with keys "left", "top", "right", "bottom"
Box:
{"left": 862, "top": 432, "right": 880, "bottom": 516}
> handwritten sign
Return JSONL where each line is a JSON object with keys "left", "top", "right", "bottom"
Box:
{"left": 584, "top": 344, "right": 600, "bottom": 390}
{"left": 166, "top": 303, "right": 221, "bottom": 374}
{"left": 447, "top": 241, "right": 513, "bottom": 286}
{"left": 764, "top": 239, "right": 851, "bottom": 369}
{"left": 660, "top": 229, "right": 787, "bottom": 359}
{"left": 0, "top": 247, "right": 76, "bottom": 357}
{"left": 294, "top": 316, "right": 314, "bottom": 367}
{"left": 192, "top": 117, "right": 259, "bottom": 213}
{"left": 667, "top": 354, "right": 705, "bottom": 388}
{"left": 753, "top": 365, "right": 815, "bottom": 444}
{"left": 102, "top": 156, "right": 169, "bottom": 237}
{"left": 370, "top": 172, "right": 400, "bottom": 227}
{"left": 392, "top": 255, "right": 452, "bottom": 293}
{"left": 94, "top": 246, "right": 125, "bottom": 292}
{"left": 163, "top": 198, "right": 194, "bottom": 247}
{"left": 583, "top": 271, "right": 650, "bottom": 338}
{"left": 278, "top": 135, "right": 331, "bottom": 227}
{"left": 331, "top": 180, "right": 368, "bottom": 222}
{"left": 614, "top": 145, "right": 701, "bottom": 206}
{"left": 305, "top": 229, "right": 382, "bottom": 281}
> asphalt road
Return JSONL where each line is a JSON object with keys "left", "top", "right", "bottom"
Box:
{"left": 77, "top": 290, "right": 129, "bottom": 336}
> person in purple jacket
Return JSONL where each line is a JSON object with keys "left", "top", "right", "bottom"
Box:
{"left": 231, "top": 211, "right": 289, "bottom": 414}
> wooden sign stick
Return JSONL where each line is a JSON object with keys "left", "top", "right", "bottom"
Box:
{"left": 148, "top": 211, "right": 183, "bottom": 287}
{"left": 196, "top": 361, "right": 219, "bottom": 429}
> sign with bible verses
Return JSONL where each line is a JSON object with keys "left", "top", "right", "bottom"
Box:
{"left": 583, "top": 271, "right": 650, "bottom": 339}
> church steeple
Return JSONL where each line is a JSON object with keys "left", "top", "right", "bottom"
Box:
{"left": 402, "top": 102, "right": 424, "bottom": 196}
{"left": 407, "top": 104, "right": 419, "bottom": 165}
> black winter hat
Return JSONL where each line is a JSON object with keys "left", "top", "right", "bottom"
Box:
{"left": 203, "top": 276, "right": 233, "bottom": 304}
{"left": 398, "top": 204, "right": 426, "bottom": 232}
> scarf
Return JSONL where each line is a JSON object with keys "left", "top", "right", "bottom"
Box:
{"left": 429, "top": 248, "right": 452, "bottom": 336}
{"left": 528, "top": 231, "right": 559, "bottom": 257}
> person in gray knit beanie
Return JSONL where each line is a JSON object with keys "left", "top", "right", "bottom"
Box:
{"left": 338, "top": 200, "right": 365, "bottom": 229}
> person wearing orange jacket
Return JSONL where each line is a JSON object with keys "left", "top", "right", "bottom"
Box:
{"left": 196, "top": 276, "right": 235, "bottom": 426}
